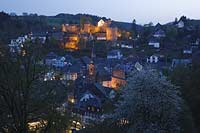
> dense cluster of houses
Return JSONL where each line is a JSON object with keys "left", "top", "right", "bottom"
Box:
{"left": 8, "top": 36, "right": 28, "bottom": 53}
{"left": 6, "top": 16, "right": 200, "bottom": 129}
{"left": 8, "top": 33, "right": 47, "bottom": 54}
{"left": 148, "top": 29, "right": 166, "bottom": 48}
{"left": 42, "top": 49, "right": 142, "bottom": 126}
{"left": 42, "top": 41, "right": 199, "bottom": 127}
{"left": 145, "top": 18, "right": 200, "bottom": 69}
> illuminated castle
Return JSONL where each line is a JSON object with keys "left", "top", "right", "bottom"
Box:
{"left": 82, "top": 19, "right": 118, "bottom": 41}
{"left": 62, "top": 19, "right": 119, "bottom": 50}
{"left": 63, "top": 33, "right": 79, "bottom": 50}
{"left": 62, "top": 24, "right": 80, "bottom": 50}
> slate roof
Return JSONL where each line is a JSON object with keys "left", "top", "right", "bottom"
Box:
{"left": 79, "top": 90, "right": 102, "bottom": 108}
{"left": 172, "top": 58, "right": 192, "bottom": 67}
{"left": 32, "top": 32, "right": 47, "bottom": 37}
{"left": 81, "top": 56, "right": 92, "bottom": 65}
{"left": 45, "top": 52, "right": 58, "bottom": 59}
{"left": 94, "top": 83, "right": 109, "bottom": 98}
{"left": 65, "top": 54, "right": 74, "bottom": 63}
{"left": 149, "top": 37, "right": 159, "bottom": 43}
{"left": 62, "top": 63, "right": 82, "bottom": 73}
{"left": 108, "top": 49, "right": 121, "bottom": 56}
{"left": 154, "top": 29, "right": 166, "bottom": 36}
{"left": 97, "top": 67, "right": 111, "bottom": 74}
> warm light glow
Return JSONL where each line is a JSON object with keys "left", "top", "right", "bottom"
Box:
{"left": 22, "top": 50, "right": 26, "bottom": 56}
{"left": 111, "top": 77, "right": 126, "bottom": 90}
{"left": 118, "top": 118, "right": 129, "bottom": 125}
{"left": 69, "top": 36, "right": 79, "bottom": 41}
{"left": 97, "top": 19, "right": 105, "bottom": 27}
{"left": 64, "top": 35, "right": 79, "bottom": 50}
{"left": 69, "top": 98, "right": 75, "bottom": 104}
{"left": 28, "top": 120, "right": 47, "bottom": 130}
{"left": 106, "top": 27, "right": 118, "bottom": 41}
{"left": 88, "top": 63, "right": 95, "bottom": 76}
{"left": 62, "top": 24, "right": 79, "bottom": 33}
{"left": 102, "top": 81, "right": 112, "bottom": 88}
{"left": 62, "top": 19, "right": 126, "bottom": 49}
{"left": 71, "top": 120, "right": 83, "bottom": 131}
{"left": 68, "top": 95, "right": 75, "bottom": 104}
{"left": 65, "top": 42, "right": 79, "bottom": 50}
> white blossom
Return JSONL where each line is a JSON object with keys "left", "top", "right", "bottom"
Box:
{"left": 111, "top": 69, "right": 183, "bottom": 133}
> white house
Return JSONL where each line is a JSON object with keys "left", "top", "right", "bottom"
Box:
{"left": 148, "top": 38, "right": 160, "bottom": 48}
{"left": 8, "top": 40, "right": 21, "bottom": 53}
{"left": 44, "top": 71, "right": 55, "bottom": 81}
{"left": 30, "top": 32, "right": 47, "bottom": 44}
{"left": 147, "top": 55, "right": 159, "bottom": 63}
{"left": 53, "top": 57, "right": 66, "bottom": 68}
{"left": 183, "top": 48, "right": 192, "bottom": 54}
{"left": 107, "top": 50, "right": 123, "bottom": 59}
{"left": 121, "top": 43, "right": 133, "bottom": 49}
{"left": 45, "top": 52, "right": 58, "bottom": 66}
{"left": 45, "top": 53, "right": 68, "bottom": 68}
{"left": 78, "top": 91, "right": 102, "bottom": 125}
{"left": 172, "top": 59, "right": 192, "bottom": 67}
{"left": 63, "top": 71, "right": 78, "bottom": 81}
{"left": 98, "top": 19, "right": 105, "bottom": 27}
{"left": 192, "top": 38, "right": 200, "bottom": 45}
{"left": 16, "top": 36, "right": 26, "bottom": 44}
{"left": 8, "top": 36, "right": 27, "bottom": 53}
{"left": 31, "top": 36, "right": 46, "bottom": 44}
{"left": 153, "top": 29, "right": 166, "bottom": 38}
{"left": 62, "top": 64, "right": 81, "bottom": 81}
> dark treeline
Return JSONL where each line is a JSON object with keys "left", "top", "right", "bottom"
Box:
{"left": 0, "top": 12, "right": 49, "bottom": 44}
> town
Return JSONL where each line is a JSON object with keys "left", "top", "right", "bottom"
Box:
{"left": 1, "top": 11, "right": 200, "bottom": 133}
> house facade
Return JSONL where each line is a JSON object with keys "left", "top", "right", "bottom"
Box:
{"left": 147, "top": 55, "right": 159, "bottom": 63}
{"left": 148, "top": 38, "right": 160, "bottom": 48}
{"left": 153, "top": 29, "right": 166, "bottom": 38}
{"left": 107, "top": 50, "right": 123, "bottom": 59}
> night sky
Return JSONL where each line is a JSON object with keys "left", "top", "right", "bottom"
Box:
{"left": 1, "top": 0, "right": 200, "bottom": 24}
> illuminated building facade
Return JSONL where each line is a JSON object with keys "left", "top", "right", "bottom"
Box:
{"left": 96, "top": 32, "right": 107, "bottom": 40}
{"left": 62, "top": 19, "right": 120, "bottom": 50}
{"left": 102, "top": 65, "right": 126, "bottom": 90}
{"left": 62, "top": 24, "right": 80, "bottom": 33}
{"left": 63, "top": 33, "right": 79, "bottom": 50}
{"left": 106, "top": 27, "right": 118, "bottom": 41}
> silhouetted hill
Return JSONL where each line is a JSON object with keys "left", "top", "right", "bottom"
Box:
{"left": 48, "top": 13, "right": 134, "bottom": 31}
{"left": 0, "top": 12, "right": 137, "bottom": 44}
{"left": 0, "top": 12, "right": 49, "bottom": 43}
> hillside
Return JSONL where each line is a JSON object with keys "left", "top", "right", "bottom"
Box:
{"left": 0, "top": 12, "right": 134, "bottom": 44}
{"left": 47, "top": 13, "right": 133, "bottom": 31}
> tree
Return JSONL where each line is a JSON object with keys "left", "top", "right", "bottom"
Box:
{"left": 170, "top": 64, "right": 200, "bottom": 132}
{"left": 148, "top": 22, "right": 154, "bottom": 27}
{"left": 110, "top": 69, "right": 183, "bottom": 132}
{"left": 80, "top": 16, "right": 92, "bottom": 30}
{"left": 165, "top": 25, "right": 178, "bottom": 41}
{"left": 175, "top": 17, "right": 178, "bottom": 23}
{"left": 0, "top": 43, "right": 69, "bottom": 132}
{"left": 131, "top": 19, "right": 137, "bottom": 38}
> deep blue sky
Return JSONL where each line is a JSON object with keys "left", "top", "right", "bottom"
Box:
{"left": 1, "top": 0, "right": 200, "bottom": 24}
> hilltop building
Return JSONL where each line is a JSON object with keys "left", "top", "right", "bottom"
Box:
{"left": 62, "top": 19, "right": 119, "bottom": 50}
{"left": 177, "top": 20, "right": 184, "bottom": 28}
